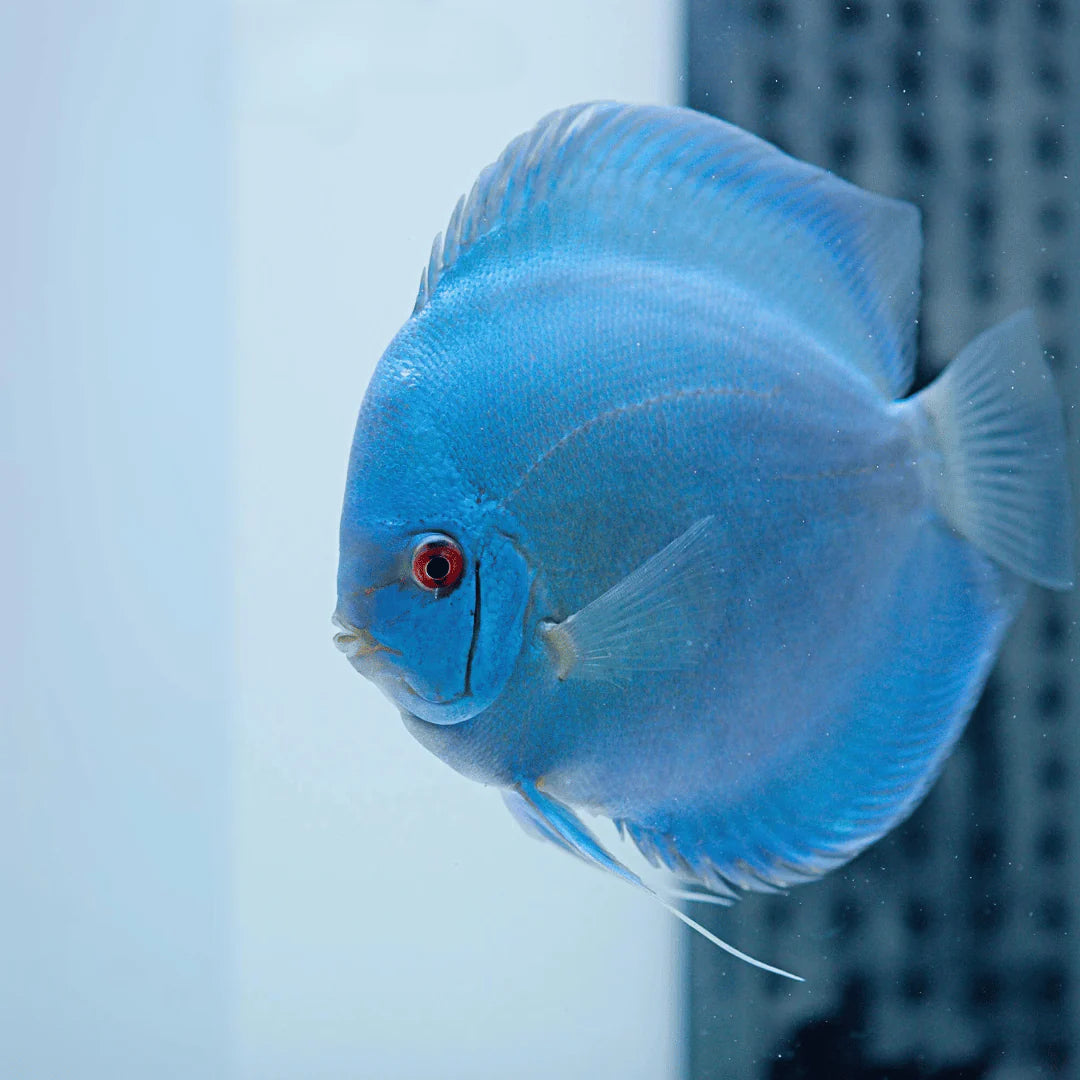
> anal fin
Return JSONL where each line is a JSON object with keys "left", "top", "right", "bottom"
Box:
{"left": 502, "top": 782, "right": 803, "bottom": 981}
{"left": 502, "top": 783, "right": 646, "bottom": 888}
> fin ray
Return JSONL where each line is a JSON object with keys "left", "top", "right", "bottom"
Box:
{"left": 540, "top": 517, "right": 721, "bottom": 682}
{"left": 502, "top": 783, "right": 802, "bottom": 980}
{"left": 915, "top": 310, "right": 1074, "bottom": 589}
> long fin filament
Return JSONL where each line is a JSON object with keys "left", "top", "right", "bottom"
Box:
{"left": 657, "top": 897, "right": 804, "bottom": 982}
{"left": 504, "top": 783, "right": 804, "bottom": 981}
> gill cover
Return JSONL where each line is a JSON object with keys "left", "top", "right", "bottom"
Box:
{"left": 338, "top": 519, "right": 532, "bottom": 726}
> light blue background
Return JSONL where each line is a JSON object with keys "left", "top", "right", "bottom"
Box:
{"left": 0, "top": 3, "right": 230, "bottom": 1078}
{"left": 1, "top": 3, "right": 682, "bottom": 1077}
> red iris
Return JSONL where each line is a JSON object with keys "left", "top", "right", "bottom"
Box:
{"left": 411, "top": 536, "right": 465, "bottom": 593}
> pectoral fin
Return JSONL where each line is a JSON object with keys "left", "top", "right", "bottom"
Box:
{"left": 540, "top": 516, "right": 722, "bottom": 684}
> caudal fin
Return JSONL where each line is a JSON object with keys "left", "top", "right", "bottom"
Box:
{"left": 916, "top": 310, "right": 1074, "bottom": 589}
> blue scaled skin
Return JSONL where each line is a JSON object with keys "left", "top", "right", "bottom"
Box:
{"left": 335, "top": 103, "right": 1073, "bottom": 901}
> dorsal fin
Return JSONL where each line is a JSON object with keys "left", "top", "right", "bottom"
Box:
{"left": 415, "top": 102, "right": 921, "bottom": 398}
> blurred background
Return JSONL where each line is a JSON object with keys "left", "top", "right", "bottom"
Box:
{"left": 1, "top": 2, "right": 1075, "bottom": 1079}
{"left": 685, "top": 4, "right": 1079, "bottom": 1079}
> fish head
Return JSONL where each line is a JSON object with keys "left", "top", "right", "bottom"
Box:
{"left": 335, "top": 344, "right": 533, "bottom": 727}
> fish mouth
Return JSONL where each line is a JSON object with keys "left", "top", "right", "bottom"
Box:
{"left": 331, "top": 613, "right": 456, "bottom": 708}
{"left": 331, "top": 613, "right": 402, "bottom": 663}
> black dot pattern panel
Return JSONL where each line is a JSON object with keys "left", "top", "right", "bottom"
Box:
{"left": 685, "top": 2, "right": 1078, "bottom": 1077}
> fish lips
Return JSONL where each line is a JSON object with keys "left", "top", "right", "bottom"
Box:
{"left": 332, "top": 612, "right": 425, "bottom": 697}
{"left": 332, "top": 610, "right": 473, "bottom": 714}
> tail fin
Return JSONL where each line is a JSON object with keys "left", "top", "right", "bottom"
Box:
{"left": 916, "top": 310, "right": 1074, "bottom": 589}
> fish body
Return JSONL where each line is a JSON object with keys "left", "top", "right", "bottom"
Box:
{"left": 337, "top": 103, "right": 1072, "bottom": 903}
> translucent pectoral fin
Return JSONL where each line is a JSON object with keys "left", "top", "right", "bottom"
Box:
{"left": 501, "top": 782, "right": 803, "bottom": 981}
{"left": 540, "top": 516, "right": 724, "bottom": 683}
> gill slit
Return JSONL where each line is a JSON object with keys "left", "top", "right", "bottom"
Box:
{"left": 463, "top": 562, "right": 482, "bottom": 697}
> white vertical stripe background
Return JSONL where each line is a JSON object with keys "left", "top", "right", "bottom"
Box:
{"left": 0, "top": 3, "right": 683, "bottom": 1077}
{"left": 234, "top": 2, "right": 682, "bottom": 1078}
{"left": 0, "top": 4, "right": 230, "bottom": 1078}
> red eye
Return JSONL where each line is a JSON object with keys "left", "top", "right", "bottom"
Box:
{"left": 411, "top": 535, "right": 465, "bottom": 593}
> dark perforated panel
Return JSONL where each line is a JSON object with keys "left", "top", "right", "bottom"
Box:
{"left": 685, "top": 2, "right": 1078, "bottom": 1077}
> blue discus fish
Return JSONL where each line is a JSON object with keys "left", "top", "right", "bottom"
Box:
{"left": 335, "top": 103, "right": 1073, "bottom": 978}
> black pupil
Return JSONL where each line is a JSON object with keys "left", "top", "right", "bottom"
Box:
{"left": 426, "top": 554, "right": 451, "bottom": 581}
